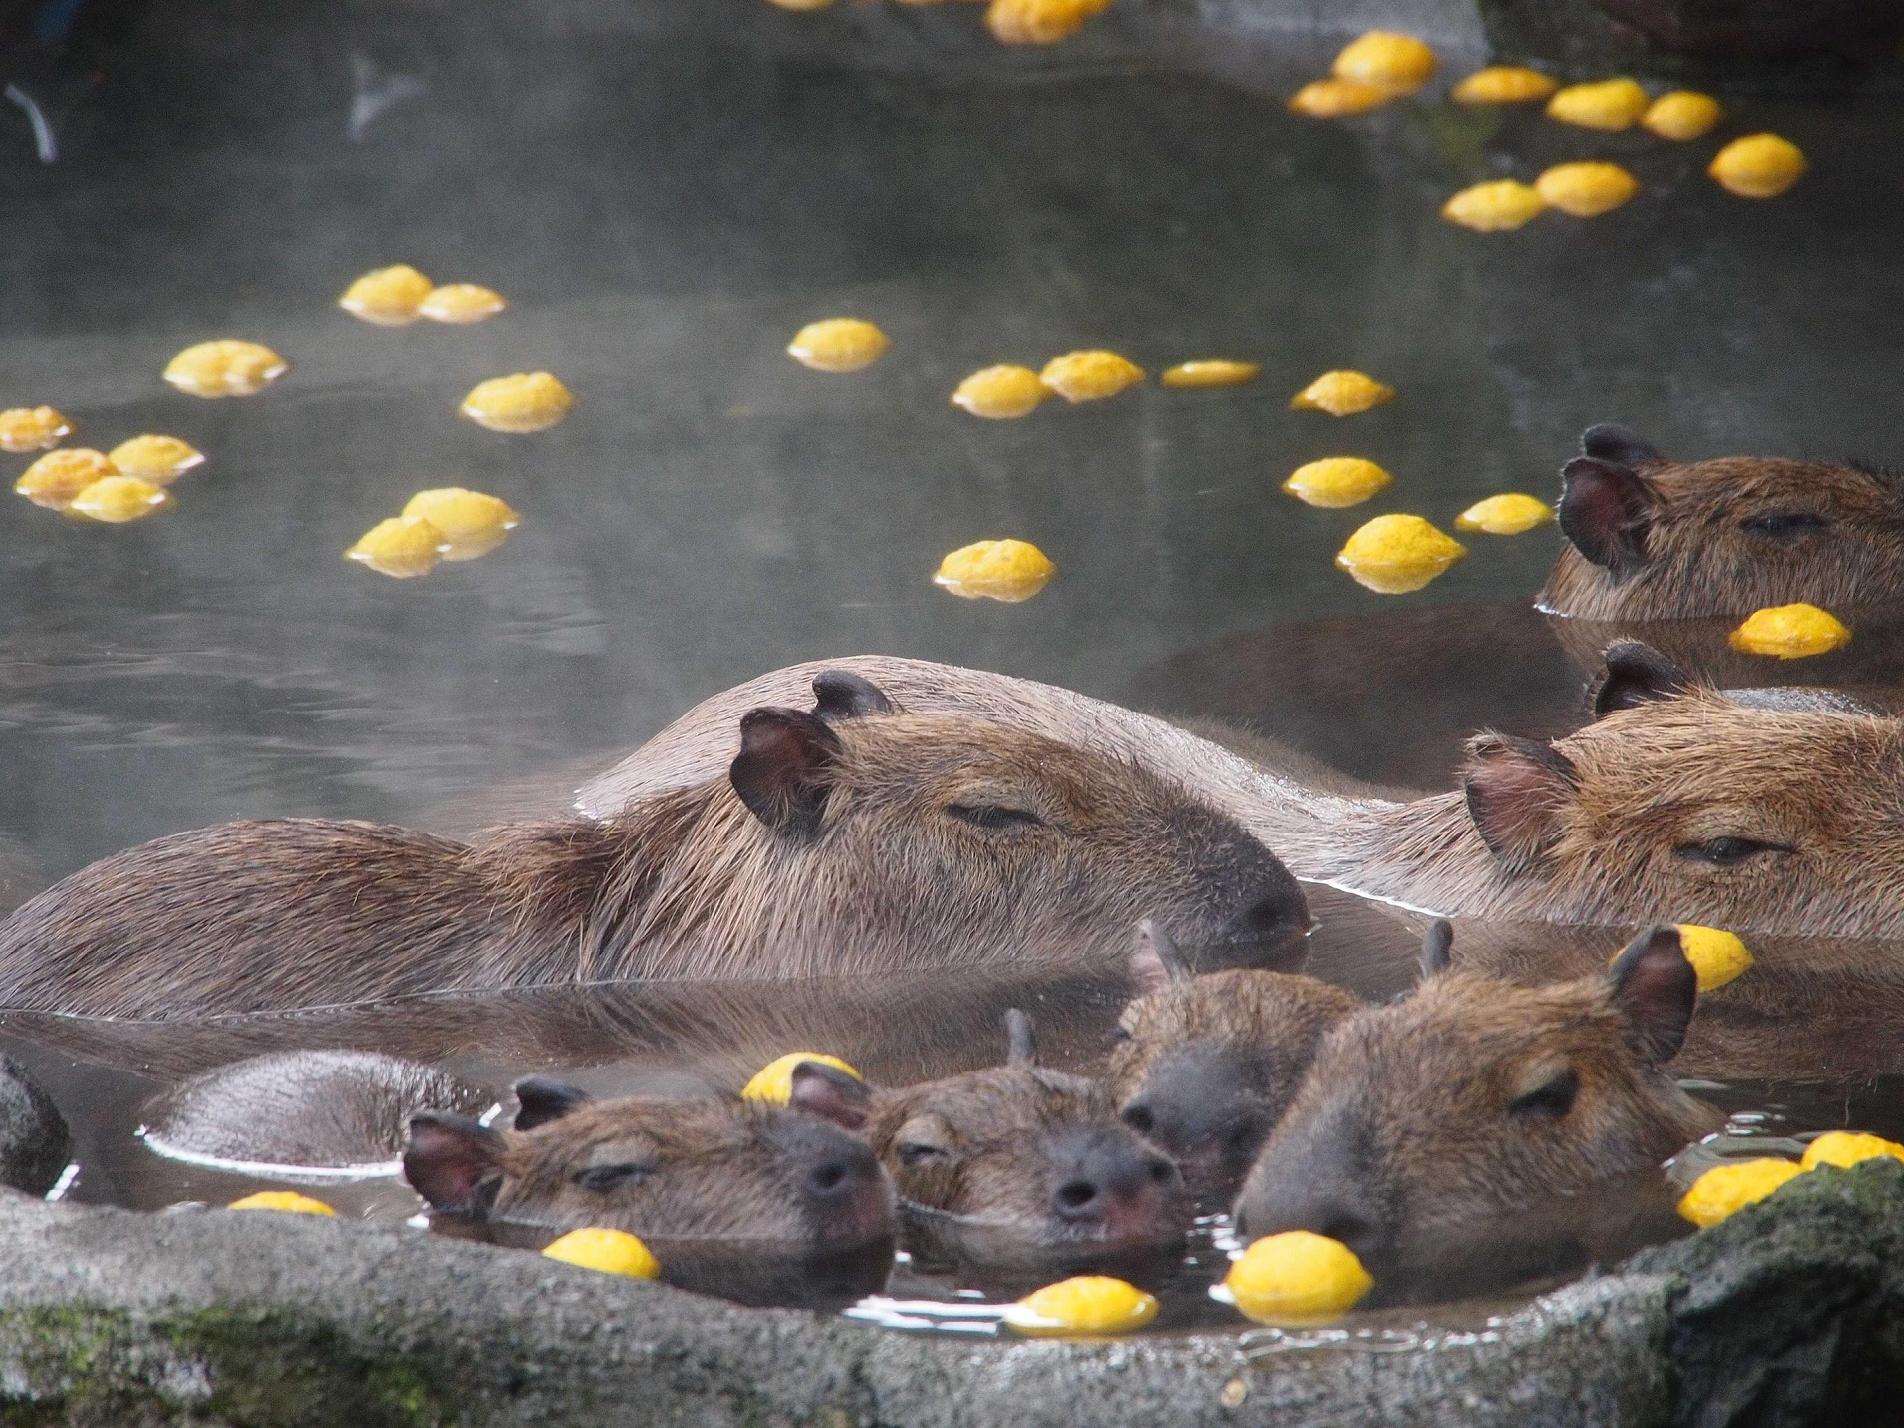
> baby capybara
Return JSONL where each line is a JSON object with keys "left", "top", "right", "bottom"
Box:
{"left": 1106, "top": 921, "right": 1360, "bottom": 1200}
{"left": 1540, "top": 422, "right": 1904, "bottom": 621}
{"left": 1232, "top": 924, "right": 1720, "bottom": 1264}
{"left": 403, "top": 1068, "right": 894, "bottom": 1256}
{"left": 0, "top": 672, "right": 1307, "bottom": 1018}
{"left": 792, "top": 1010, "right": 1192, "bottom": 1272}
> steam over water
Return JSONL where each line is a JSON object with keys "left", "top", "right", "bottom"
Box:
{"left": 4, "top": 1, "right": 1904, "bottom": 1331}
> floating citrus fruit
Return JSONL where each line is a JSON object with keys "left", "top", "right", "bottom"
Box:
{"left": 1283, "top": 457, "right": 1392, "bottom": 509}
{"left": 1545, "top": 78, "right": 1649, "bottom": 132}
{"left": 1643, "top": 91, "right": 1722, "bottom": 141}
{"left": 419, "top": 283, "right": 507, "bottom": 324}
{"left": 0, "top": 405, "right": 70, "bottom": 453}
{"left": 1040, "top": 350, "right": 1144, "bottom": 403}
{"left": 1535, "top": 161, "right": 1639, "bottom": 218}
{"left": 339, "top": 264, "right": 433, "bottom": 326}
{"left": 985, "top": 0, "right": 1107, "bottom": 45}
{"left": 1001, "top": 1276, "right": 1160, "bottom": 1336}
{"left": 1727, "top": 603, "right": 1850, "bottom": 659}
{"left": 767, "top": 0, "right": 833, "bottom": 10}
{"left": 108, "top": 434, "right": 204, "bottom": 484}
{"left": 1331, "top": 31, "right": 1436, "bottom": 96}
{"left": 952, "top": 365, "right": 1047, "bottom": 419}
{"left": 1677, "top": 1159, "right": 1803, "bottom": 1228}
{"left": 787, "top": 318, "right": 891, "bottom": 372}
{"left": 741, "top": 1052, "right": 863, "bottom": 1106}
{"left": 400, "top": 488, "right": 520, "bottom": 561}
{"left": 1450, "top": 66, "right": 1557, "bottom": 105}
{"left": 1455, "top": 492, "right": 1554, "bottom": 534}
{"left": 228, "top": 1190, "right": 336, "bottom": 1216}
{"left": 347, "top": 515, "right": 447, "bottom": 579}
{"left": 541, "top": 1227, "right": 662, "bottom": 1279}
{"left": 1220, "top": 1231, "right": 1373, "bottom": 1325}
{"left": 1709, "top": 134, "right": 1806, "bottom": 199}
{"left": 1336, "top": 514, "right": 1466, "bottom": 594}
{"left": 164, "top": 340, "right": 288, "bottom": 398}
{"left": 460, "top": 372, "right": 574, "bottom": 433}
{"left": 934, "top": 538, "right": 1057, "bottom": 603}
{"left": 1160, "top": 360, "right": 1260, "bottom": 389}
{"left": 70, "top": 475, "right": 171, "bottom": 524}
{"left": 1800, "top": 1131, "right": 1904, "bottom": 1172}
{"left": 1671, "top": 925, "right": 1754, "bottom": 992}
{"left": 15, "top": 448, "right": 116, "bottom": 510}
{"left": 1287, "top": 78, "right": 1391, "bottom": 119}
{"left": 1441, "top": 180, "right": 1547, "bottom": 232}
{"left": 1291, "top": 370, "right": 1395, "bottom": 416}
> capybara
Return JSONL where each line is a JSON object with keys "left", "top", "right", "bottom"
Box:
{"left": 402, "top": 1068, "right": 894, "bottom": 1256}
{"left": 0, "top": 673, "right": 1307, "bottom": 1018}
{"left": 1589, "top": 639, "right": 1878, "bottom": 719}
{"left": 1231, "top": 924, "right": 1720, "bottom": 1263}
{"left": 0, "top": 1053, "right": 69, "bottom": 1196}
{"left": 1540, "top": 422, "right": 1904, "bottom": 621}
{"left": 1106, "top": 921, "right": 1361, "bottom": 1200}
{"left": 142, "top": 1051, "right": 496, "bottom": 1171}
{"left": 791, "top": 1010, "right": 1192, "bottom": 1273}
{"left": 579, "top": 655, "right": 1904, "bottom": 938}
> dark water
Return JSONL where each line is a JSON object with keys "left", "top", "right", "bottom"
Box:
{"left": 4, "top": 0, "right": 1904, "bottom": 1334}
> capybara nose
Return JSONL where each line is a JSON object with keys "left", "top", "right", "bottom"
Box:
{"left": 1233, "top": 1188, "right": 1381, "bottom": 1266}
{"left": 1210, "top": 859, "right": 1312, "bottom": 970}
{"left": 1051, "top": 1129, "right": 1181, "bottom": 1223}
{"left": 802, "top": 1140, "right": 880, "bottom": 1204}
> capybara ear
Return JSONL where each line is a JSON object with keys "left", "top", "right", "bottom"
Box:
{"left": 512, "top": 1076, "right": 592, "bottom": 1132}
{"left": 1579, "top": 422, "right": 1663, "bottom": 468}
{"left": 1558, "top": 456, "right": 1657, "bottom": 577}
{"left": 1591, "top": 641, "right": 1693, "bottom": 718}
{"left": 1128, "top": 917, "right": 1192, "bottom": 997}
{"left": 788, "top": 1061, "right": 872, "bottom": 1132}
{"left": 403, "top": 1111, "right": 505, "bottom": 1214}
{"left": 811, "top": 670, "right": 897, "bottom": 721}
{"left": 1463, "top": 734, "right": 1579, "bottom": 872}
{"left": 1418, "top": 919, "right": 1454, "bottom": 979}
{"left": 1004, "top": 1008, "right": 1038, "bottom": 1067}
{"left": 1605, "top": 925, "right": 1698, "bottom": 1064}
{"left": 730, "top": 707, "right": 847, "bottom": 837}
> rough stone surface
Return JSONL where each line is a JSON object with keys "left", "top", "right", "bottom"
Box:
{"left": 0, "top": 1054, "right": 69, "bottom": 1196}
{"left": 2, "top": 1161, "right": 1901, "bottom": 1426}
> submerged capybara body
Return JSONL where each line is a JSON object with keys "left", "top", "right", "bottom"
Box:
{"left": 1540, "top": 423, "right": 1904, "bottom": 621}
{"left": 0, "top": 677, "right": 1307, "bottom": 1018}
{"left": 1232, "top": 925, "right": 1720, "bottom": 1263}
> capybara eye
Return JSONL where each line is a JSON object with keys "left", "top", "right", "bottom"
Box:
{"left": 1740, "top": 511, "right": 1830, "bottom": 539}
{"left": 945, "top": 803, "right": 1046, "bottom": 832}
{"left": 572, "top": 1161, "right": 656, "bottom": 1192}
{"left": 1673, "top": 836, "right": 1792, "bottom": 866}
{"left": 1507, "top": 1069, "right": 1580, "bottom": 1120}
{"left": 897, "top": 1141, "right": 948, "bottom": 1167}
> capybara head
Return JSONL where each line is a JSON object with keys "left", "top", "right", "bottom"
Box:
{"left": 612, "top": 671, "right": 1310, "bottom": 976}
{"left": 402, "top": 1076, "right": 893, "bottom": 1252}
{"left": 1538, "top": 423, "right": 1904, "bottom": 620}
{"left": 802, "top": 1010, "right": 1191, "bottom": 1258}
{"left": 1232, "top": 925, "right": 1717, "bottom": 1263}
{"left": 1457, "top": 688, "right": 1904, "bottom": 936}
{"left": 1106, "top": 921, "right": 1361, "bottom": 1200}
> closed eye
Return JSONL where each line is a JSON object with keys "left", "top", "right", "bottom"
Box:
{"left": 897, "top": 1142, "right": 948, "bottom": 1167}
{"left": 1740, "top": 511, "right": 1831, "bottom": 539}
{"left": 1508, "top": 1069, "right": 1579, "bottom": 1119}
{"left": 1673, "top": 836, "right": 1793, "bottom": 866}
{"left": 572, "top": 1162, "right": 657, "bottom": 1192}
{"left": 946, "top": 803, "right": 1045, "bottom": 831}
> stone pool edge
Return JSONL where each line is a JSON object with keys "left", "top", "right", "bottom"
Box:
{"left": 1, "top": 1161, "right": 1899, "bottom": 1427}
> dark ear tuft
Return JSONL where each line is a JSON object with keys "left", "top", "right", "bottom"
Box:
{"left": 1418, "top": 919, "right": 1454, "bottom": 979}
{"left": 788, "top": 1061, "right": 872, "bottom": 1133}
{"left": 1004, "top": 1008, "right": 1037, "bottom": 1068}
{"left": 402, "top": 1112, "right": 505, "bottom": 1214}
{"left": 512, "top": 1077, "right": 593, "bottom": 1132}
{"left": 1128, "top": 918, "right": 1191, "bottom": 998}
{"left": 1606, "top": 925, "right": 1698, "bottom": 1064}
{"left": 811, "top": 670, "right": 896, "bottom": 721}
{"left": 1463, "top": 734, "right": 1580, "bottom": 872}
{"left": 1558, "top": 457, "right": 1657, "bottom": 578}
{"left": 1580, "top": 423, "right": 1663, "bottom": 468}
{"left": 1591, "top": 641, "right": 1692, "bottom": 719}
{"left": 730, "top": 707, "right": 846, "bottom": 837}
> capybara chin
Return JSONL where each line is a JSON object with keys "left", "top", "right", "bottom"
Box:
{"left": 0, "top": 673, "right": 1307, "bottom": 1019}
{"left": 1232, "top": 924, "right": 1719, "bottom": 1265}
{"left": 1539, "top": 422, "right": 1904, "bottom": 621}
